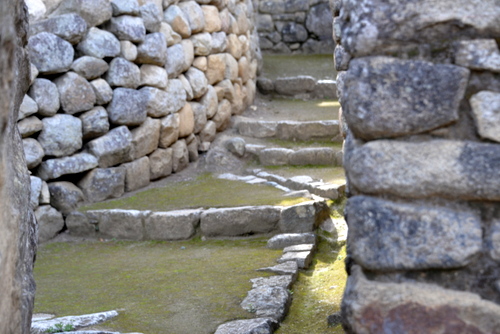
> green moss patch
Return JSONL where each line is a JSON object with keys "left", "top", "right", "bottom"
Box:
{"left": 262, "top": 54, "right": 337, "bottom": 81}
{"left": 276, "top": 242, "right": 347, "bottom": 334}
{"left": 80, "top": 173, "right": 308, "bottom": 212}
{"left": 34, "top": 238, "right": 283, "bottom": 334}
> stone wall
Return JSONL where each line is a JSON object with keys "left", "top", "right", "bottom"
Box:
{"left": 334, "top": 0, "right": 500, "bottom": 332}
{"left": 0, "top": 1, "right": 37, "bottom": 333}
{"left": 22, "top": 0, "right": 260, "bottom": 242}
{"left": 256, "top": 0, "right": 334, "bottom": 54}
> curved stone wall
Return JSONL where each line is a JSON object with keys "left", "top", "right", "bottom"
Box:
{"left": 22, "top": 0, "right": 261, "bottom": 242}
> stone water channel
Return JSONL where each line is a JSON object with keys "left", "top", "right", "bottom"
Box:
{"left": 33, "top": 53, "right": 347, "bottom": 334}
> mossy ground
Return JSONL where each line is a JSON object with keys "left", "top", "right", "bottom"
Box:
{"left": 34, "top": 238, "right": 283, "bottom": 334}
{"left": 79, "top": 173, "right": 308, "bottom": 212}
{"left": 262, "top": 54, "right": 337, "bottom": 80}
{"left": 276, "top": 242, "right": 347, "bottom": 334}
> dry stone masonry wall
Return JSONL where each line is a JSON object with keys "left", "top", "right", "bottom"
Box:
{"left": 334, "top": 0, "right": 500, "bottom": 332}
{"left": 256, "top": 0, "right": 334, "bottom": 54}
{"left": 22, "top": 0, "right": 261, "bottom": 242}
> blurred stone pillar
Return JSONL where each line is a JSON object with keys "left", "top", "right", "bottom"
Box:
{"left": 334, "top": 0, "right": 500, "bottom": 332}
{"left": 0, "top": 1, "right": 37, "bottom": 333}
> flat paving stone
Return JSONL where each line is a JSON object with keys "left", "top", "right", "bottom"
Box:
{"left": 283, "top": 243, "right": 316, "bottom": 253}
{"left": 277, "top": 250, "right": 313, "bottom": 269}
{"left": 250, "top": 275, "right": 294, "bottom": 289}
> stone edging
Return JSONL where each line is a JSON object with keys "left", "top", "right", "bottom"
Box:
{"left": 257, "top": 76, "right": 337, "bottom": 100}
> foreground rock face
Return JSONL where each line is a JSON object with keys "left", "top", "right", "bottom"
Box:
{"left": 0, "top": 1, "right": 37, "bottom": 333}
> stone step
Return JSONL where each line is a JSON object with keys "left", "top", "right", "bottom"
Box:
{"left": 246, "top": 145, "right": 343, "bottom": 167}
{"left": 235, "top": 116, "right": 342, "bottom": 142}
{"left": 258, "top": 76, "right": 337, "bottom": 100}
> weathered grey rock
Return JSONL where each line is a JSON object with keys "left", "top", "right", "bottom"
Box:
{"left": 78, "top": 167, "right": 126, "bottom": 203}
{"left": 120, "top": 40, "right": 138, "bottom": 61}
{"left": 171, "top": 139, "right": 189, "bottom": 172}
{"left": 87, "top": 126, "right": 132, "bottom": 168}
{"left": 28, "top": 78, "right": 60, "bottom": 116}
{"left": 32, "top": 310, "right": 119, "bottom": 334}
{"left": 267, "top": 233, "right": 316, "bottom": 249}
{"left": 251, "top": 275, "right": 294, "bottom": 290}
{"left": 184, "top": 67, "right": 208, "bottom": 99}
{"left": 129, "top": 117, "right": 160, "bottom": 160}
{"left": 289, "top": 148, "right": 337, "bottom": 166}
{"left": 191, "top": 102, "right": 207, "bottom": 134}
{"left": 311, "top": 79, "right": 338, "bottom": 99}
{"left": 205, "top": 53, "right": 226, "bottom": 85}
{"left": 165, "top": 44, "right": 186, "bottom": 78}
{"left": 77, "top": 28, "right": 121, "bottom": 59}
{"left": 35, "top": 205, "right": 64, "bottom": 243}
{"left": 181, "top": 39, "right": 195, "bottom": 72}
{"left": 257, "top": 261, "right": 299, "bottom": 280}
{"left": 124, "top": 156, "right": 150, "bottom": 192}
{"left": 79, "top": 107, "right": 110, "bottom": 140}
{"left": 236, "top": 119, "right": 277, "bottom": 138}
{"left": 256, "top": 77, "right": 274, "bottom": 94}
{"left": 107, "top": 88, "right": 147, "bottom": 125}
{"left": 48, "top": 181, "right": 85, "bottom": 215}
{"left": 284, "top": 243, "right": 316, "bottom": 253}
{"left": 111, "top": 0, "right": 140, "bottom": 16}
{"left": 18, "top": 116, "right": 43, "bottom": 138}
{"left": 160, "top": 22, "right": 181, "bottom": 46}
{"left": 277, "top": 250, "right": 313, "bottom": 269}
{"left": 339, "top": 0, "right": 500, "bottom": 57}
{"left": 454, "top": 39, "right": 500, "bottom": 72}
{"left": 29, "top": 176, "right": 42, "bottom": 209}
{"left": 179, "top": 1, "right": 205, "bottom": 34}
{"left": 28, "top": 32, "right": 73, "bottom": 74}
{"left": 279, "top": 201, "right": 327, "bottom": 233}
{"left": 136, "top": 32, "right": 167, "bottom": 66}
{"left": 212, "top": 99, "right": 232, "bottom": 131}
{"left": 306, "top": 3, "right": 333, "bottom": 38}
{"left": 38, "top": 114, "right": 82, "bottom": 157}
{"left": 141, "top": 87, "right": 170, "bottom": 117}
{"left": 30, "top": 13, "right": 87, "bottom": 44}
{"left": 211, "top": 31, "right": 227, "bottom": 53}
{"left": 274, "top": 76, "right": 315, "bottom": 96}
{"left": 25, "top": 0, "right": 46, "bottom": 21}
{"left": 343, "top": 265, "right": 500, "bottom": 334}
{"left": 54, "top": 72, "right": 96, "bottom": 114}
{"left": 178, "top": 103, "right": 195, "bottom": 137}
{"left": 140, "top": 3, "right": 163, "bottom": 32}
{"left": 149, "top": 148, "right": 173, "bottom": 180}
{"left": 106, "top": 15, "right": 146, "bottom": 43}
{"left": 200, "top": 85, "right": 218, "bottom": 118}
{"left": 159, "top": 113, "right": 180, "bottom": 148}
{"left": 259, "top": 148, "right": 293, "bottom": 166}
{"left": 191, "top": 32, "right": 212, "bottom": 56}
{"left": 164, "top": 5, "right": 191, "bottom": 38}
{"left": 29, "top": 63, "right": 39, "bottom": 85}
{"left": 37, "top": 153, "right": 98, "bottom": 180}
{"left": 226, "top": 34, "right": 242, "bottom": 59}
{"left": 199, "top": 120, "right": 216, "bottom": 143}
{"left": 340, "top": 57, "right": 469, "bottom": 140}
{"left": 23, "top": 138, "right": 44, "bottom": 169}
{"left": 334, "top": 44, "right": 351, "bottom": 71}
{"left": 225, "top": 137, "right": 246, "bottom": 157}
{"left": 214, "top": 318, "right": 278, "bottom": 334}
{"left": 345, "top": 138, "right": 500, "bottom": 201}
{"left": 70, "top": 56, "right": 109, "bottom": 80}
{"left": 50, "top": 0, "right": 112, "bottom": 27}
{"left": 276, "top": 120, "right": 340, "bottom": 141}
{"left": 241, "top": 286, "right": 291, "bottom": 321}
{"left": 65, "top": 211, "right": 96, "bottom": 236}
{"left": 346, "top": 196, "right": 482, "bottom": 271}
{"left": 106, "top": 57, "right": 141, "bottom": 89}
{"left": 186, "top": 134, "right": 199, "bottom": 161}
{"left": 202, "top": 5, "right": 221, "bottom": 33}
{"left": 179, "top": 74, "right": 194, "bottom": 100}
{"left": 90, "top": 78, "right": 113, "bottom": 105}
{"left": 140, "top": 64, "right": 168, "bottom": 89}
{"left": 200, "top": 206, "right": 281, "bottom": 237}
{"left": 88, "top": 209, "right": 148, "bottom": 239}
{"left": 281, "top": 22, "right": 308, "bottom": 43}
{"left": 41, "top": 181, "right": 51, "bottom": 204}
{"left": 145, "top": 210, "right": 201, "bottom": 240}
{"left": 470, "top": 91, "right": 500, "bottom": 143}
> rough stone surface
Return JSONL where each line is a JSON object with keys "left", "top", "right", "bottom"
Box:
{"left": 165, "top": 44, "right": 186, "bottom": 78}
{"left": 178, "top": 103, "right": 195, "bottom": 138}
{"left": 184, "top": 67, "right": 208, "bottom": 99}
{"left": 140, "top": 64, "right": 167, "bottom": 89}
{"left": 54, "top": 72, "right": 96, "bottom": 114}
{"left": 164, "top": 5, "right": 191, "bottom": 38}
{"left": 123, "top": 156, "right": 150, "bottom": 192}
{"left": 241, "top": 286, "right": 291, "bottom": 321}
{"left": 179, "top": 1, "right": 205, "bottom": 34}
{"left": 29, "top": 176, "right": 42, "bottom": 209}
{"left": 345, "top": 138, "right": 500, "bottom": 201}
{"left": 201, "top": 206, "right": 281, "bottom": 237}
{"left": 145, "top": 210, "right": 201, "bottom": 240}
{"left": 129, "top": 117, "right": 160, "bottom": 160}
{"left": 106, "top": 15, "right": 146, "bottom": 43}
{"left": 88, "top": 209, "right": 148, "bottom": 240}
{"left": 159, "top": 113, "right": 180, "bottom": 148}
{"left": 90, "top": 78, "right": 113, "bottom": 105}
{"left": 136, "top": 32, "right": 168, "bottom": 66}
{"left": 470, "top": 90, "right": 500, "bottom": 143}
{"left": 251, "top": 275, "right": 294, "bottom": 290}
{"left": 28, "top": 32, "right": 74, "bottom": 74}
{"left": 48, "top": 181, "right": 85, "bottom": 215}
{"left": 19, "top": 116, "right": 43, "bottom": 138}
{"left": 212, "top": 99, "right": 232, "bottom": 131}
{"left": 274, "top": 76, "right": 315, "bottom": 96}
{"left": 306, "top": 3, "right": 333, "bottom": 38}
{"left": 65, "top": 211, "right": 96, "bottom": 236}
{"left": 141, "top": 86, "right": 170, "bottom": 118}
{"left": 237, "top": 119, "right": 277, "bottom": 138}
{"left": 340, "top": 57, "right": 469, "bottom": 140}
{"left": 347, "top": 196, "right": 482, "bottom": 271}
{"left": 86, "top": 126, "right": 132, "bottom": 168}
{"left": 277, "top": 250, "right": 313, "bottom": 269}
{"left": 111, "top": 0, "right": 139, "bottom": 16}
{"left": 171, "top": 139, "right": 189, "bottom": 172}
{"left": 214, "top": 318, "right": 278, "bottom": 334}
{"left": 343, "top": 265, "right": 500, "bottom": 334}
{"left": 257, "top": 261, "right": 299, "bottom": 279}
{"left": 259, "top": 148, "right": 293, "bottom": 166}
{"left": 267, "top": 233, "right": 316, "bottom": 249}
{"left": 37, "top": 153, "right": 98, "bottom": 180}
{"left": 120, "top": 40, "right": 138, "bottom": 61}
{"left": 18, "top": 94, "right": 38, "bottom": 120}
{"left": 77, "top": 167, "right": 125, "bottom": 203}
{"left": 79, "top": 107, "right": 110, "bottom": 140}
{"left": 140, "top": 3, "right": 162, "bottom": 33}
{"left": 107, "top": 88, "right": 147, "bottom": 125}
{"left": 149, "top": 148, "right": 173, "bottom": 180}
{"left": 279, "top": 201, "right": 323, "bottom": 233}
{"left": 106, "top": 57, "right": 141, "bottom": 89}
{"left": 276, "top": 120, "right": 340, "bottom": 141}
{"left": 77, "top": 27, "right": 121, "bottom": 59}
{"left": 28, "top": 78, "right": 59, "bottom": 116}
{"left": 31, "top": 310, "right": 119, "bottom": 333}
{"left": 454, "top": 39, "right": 500, "bottom": 73}
{"left": 51, "top": 0, "right": 112, "bottom": 27}
{"left": 23, "top": 138, "right": 44, "bottom": 169}
{"left": 35, "top": 205, "right": 64, "bottom": 243}
{"left": 30, "top": 14, "right": 87, "bottom": 44}
{"left": 289, "top": 148, "right": 337, "bottom": 166}
{"left": 37, "top": 114, "right": 82, "bottom": 157}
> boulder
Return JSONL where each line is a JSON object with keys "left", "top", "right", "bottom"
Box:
{"left": 105, "top": 57, "right": 141, "bottom": 88}
{"left": 181, "top": 39, "right": 195, "bottom": 72}
{"left": 78, "top": 167, "right": 126, "bottom": 203}
{"left": 29, "top": 13, "right": 87, "bottom": 44}
{"left": 149, "top": 148, "right": 173, "bottom": 180}
{"left": 111, "top": 0, "right": 140, "bottom": 16}
{"left": 211, "top": 31, "right": 227, "bottom": 53}
{"left": 165, "top": 44, "right": 186, "bottom": 78}
{"left": 37, "top": 153, "right": 98, "bottom": 180}
{"left": 50, "top": 0, "right": 112, "bottom": 27}
{"left": 140, "top": 3, "right": 162, "bottom": 32}
{"left": 200, "top": 85, "right": 218, "bottom": 118}
{"left": 159, "top": 113, "right": 180, "bottom": 148}
{"left": 79, "top": 107, "right": 110, "bottom": 140}
{"left": 281, "top": 22, "right": 308, "bottom": 43}
{"left": 23, "top": 138, "right": 44, "bottom": 169}
{"left": 136, "top": 32, "right": 168, "bottom": 66}
{"left": 28, "top": 78, "right": 60, "bottom": 116}
{"left": 54, "top": 72, "right": 96, "bottom": 114}
{"left": 77, "top": 27, "right": 121, "bottom": 59}
{"left": 191, "top": 102, "right": 207, "bottom": 134}
{"left": 202, "top": 5, "right": 221, "bottom": 33}
{"left": 90, "top": 79, "right": 113, "bottom": 105}
{"left": 193, "top": 56, "right": 207, "bottom": 71}
{"left": 184, "top": 67, "right": 208, "bottom": 99}
{"left": 25, "top": 0, "right": 46, "bottom": 21}
{"left": 18, "top": 94, "right": 38, "bottom": 121}
{"left": 199, "top": 120, "right": 216, "bottom": 143}
{"left": 160, "top": 22, "right": 181, "bottom": 46}
{"left": 200, "top": 206, "right": 281, "bottom": 237}
{"left": 241, "top": 286, "right": 291, "bottom": 321}
{"left": 279, "top": 201, "right": 326, "bottom": 233}
{"left": 106, "top": 15, "right": 146, "bottom": 43}
{"left": 164, "top": 5, "right": 191, "bottom": 38}
{"left": 212, "top": 99, "right": 232, "bottom": 131}
{"left": 28, "top": 32, "right": 73, "bottom": 74}
{"left": 178, "top": 1, "right": 205, "bottom": 34}
{"left": 107, "top": 88, "right": 147, "bottom": 125}
{"left": 144, "top": 210, "right": 201, "bottom": 240}
{"left": 191, "top": 32, "right": 212, "bottom": 56}
{"left": 65, "top": 211, "right": 96, "bottom": 236}
{"left": 18, "top": 116, "right": 43, "bottom": 138}
{"left": 35, "top": 206, "right": 64, "bottom": 243}
{"left": 37, "top": 114, "right": 82, "bottom": 157}
{"left": 470, "top": 91, "right": 500, "bottom": 142}
{"left": 179, "top": 74, "right": 194, "bottom": 100}
{"left": 141, "top": 87, "right": 170, "bottom": 117}
{"left": 123, "top": 156, "right": 150, "bottom": 192}
{"left": 120, "top": 40, "right": 138, "bottom": 61}
{"left": 129, "top": 117, "right": 161, "bottom": 160}
{"left": 178, "top": 104, "right": 195, "bottom": 138}
{"left": 88, "top": 210, "right": 148, "bottom": 240}
{"left": 70, "top": 56, "right": 109, "bottom": 80}
{"left": 205, "top": 53, "right": 226, "bottom": 85}
{"left": 306, "top": 3, "right": 333, "bottom": 39}
{"left": 29, "top": 176, "right": 42, "bottom": 209}
{"left": 171, "top": 139, "right": 189, "bottom": 172}
{"left": 48, "top": 181, "right": 85, "bottom": 215}
{"left": 140, "top": 64, "right": 168, "bottom": 89}
{"left": 86, "top": 126, "right": 132, "bottom": 168}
